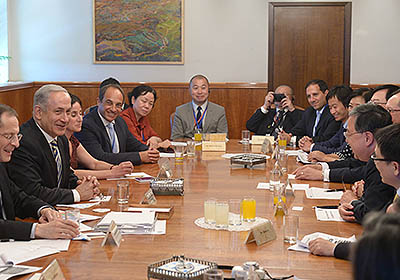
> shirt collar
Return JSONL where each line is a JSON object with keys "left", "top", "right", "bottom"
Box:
{"left": 192, "top": 100, "right": 208, "bottom": 112}
{"left": 97, "top": 109, "right": 115, "bottom": 127}
{"left": 397, "top": 188, "right": 400, "bottom": 197}
{"left": 34, "top": 120, "right": 57, "bottom": 144}
{"left": 343, "top": 119, "right": 349, "bottom": 129}
{"left": 316, "top": 105, "right": 326, "bottom": 115}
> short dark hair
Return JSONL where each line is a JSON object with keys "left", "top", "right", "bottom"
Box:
{"left": 374, "top": 124, "right": 400, "bottom": 164}
{"left": 349, "top": 104, "right": 392, "bottom": 134}
{"left": 305, "top": 79, "right": 328, "bottom": 93}
{"left": 353, "top": 87, "right": 373, "bottom": 103}
{"left": 189, "top": 74, "right": 210, "bottom": 88}
{"left": 98, "top": 84, "right": 125, "bottom": 103}
{"left": 371, "top": 84, "right": 400, "bottom": 102}
{"left": 100, "top": 77, "right": 120, "bottom": 88}
{"left": 353, "top": 212, "right": 400, "bottom": 280}
{"left": 326, "top": 85, "right": 353, "bottom": 107}
{"left": 0, "top": 104, "right": 18, "bottom": 128}
{"left": 69, "top": 94, "right": 82, "bottom": 107}
{"left": 127, "top": 85, "right": 157, "bottom": 106}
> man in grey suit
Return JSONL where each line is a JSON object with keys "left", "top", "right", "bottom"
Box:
{"left": 171, "top": 74, "right": 228, "bottom": 140}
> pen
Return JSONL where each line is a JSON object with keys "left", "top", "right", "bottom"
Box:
{"left": 313, "top": 205, "right": 338, "bottom": 209}
{"left": 0, "top": 239, "right": 13, "bottom": 242}
{"left": 325, "top": 188, "right": 345, "bottom": 192}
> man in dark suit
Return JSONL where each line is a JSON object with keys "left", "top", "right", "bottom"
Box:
{"left": 246, "top": 85, "right": 303, "bottom": 137}
{"left": 76, "top": 83, "right": 159, "bottom": 165}
{"left": 8, "top": 85, "right": 99, "bottom": 206}
{"left": 294, "top": 104, "right": 395, "bottom": 223}
{"left": 0, "top": 104, "right": 78, "bottom": 240}
{"left": 279, "top": 79, "right": 341, "bottom": 146}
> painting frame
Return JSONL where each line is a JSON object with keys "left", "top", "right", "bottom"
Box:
{"left": 93, "top": 0, "right": 184, "bottom": 65}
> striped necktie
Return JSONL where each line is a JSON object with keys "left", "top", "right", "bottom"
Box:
{"left": 107, "top": 123, "right": 118, "bottom": 153}
{"left": 196, "top": 107, "right": 203, "bottom": 130}
{"left": 50, "top": 139, "right": 62, "bottom": 188}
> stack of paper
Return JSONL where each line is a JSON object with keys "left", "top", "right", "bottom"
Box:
{"left": 95, "top": 211, "right": 156, "bottom": 234}
{"left": 288, "top": 232, "right": 356, "bottom": 253}
{"left": 305, "top": 187, "right": 343, "bottom": 199}
{"left": 296, "top": 151, "right": 312, "bottom": 164}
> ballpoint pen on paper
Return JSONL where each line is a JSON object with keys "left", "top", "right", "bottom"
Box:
{"left": 313, "top": 205, "right": 338, "bottom": 209}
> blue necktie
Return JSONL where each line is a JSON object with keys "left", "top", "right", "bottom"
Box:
{"left": 312, "top": 110, "right": 322, "bottom": 137}
{"left": 107, "top": 123, "right": 118, "bottom": 153}
{"left": 196, "top": 107, "right": 203, "bottom": 130}
{"left": 50, "top": 139, "right": 62, "bottom": 188}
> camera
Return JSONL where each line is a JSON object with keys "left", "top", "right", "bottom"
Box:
{"left": 273, "top": 93, "right": 286, "bottom": 103}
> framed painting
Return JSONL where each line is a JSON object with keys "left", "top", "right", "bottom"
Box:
{"left": 93, "top": 0, "right": 184, "bottom": 64}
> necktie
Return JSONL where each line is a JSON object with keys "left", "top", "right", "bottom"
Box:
{"left": 107, "top": 123, "right": 118, "bottom": 153}
{"left": 50, "top": 139, "right": 62, "bottom": 188}
{"left": 196, "top": 107, "right": 203, "bottom": 130}
{"left": 0, "top": 191, "right": 6, "bottom": 219}
{"left": 312, "top": 110, "right": 322, "bottom": 137}
{"left": 274, "top": 110, "right": 284, "bottom": 125}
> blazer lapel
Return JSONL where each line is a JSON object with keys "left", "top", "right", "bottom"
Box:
{"left": 315, "top": 108, "right": 328, "bottom": 135}
{"left": 202, "top": 103, "right": 211, "bottom": 132}
{"left": 93, "top": 112, "right": 112, "bottom": 152}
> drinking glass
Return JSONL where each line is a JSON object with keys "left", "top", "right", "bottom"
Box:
{"left": 277, "top": 151, "right": 288, "bottom": 173}
{"left": 204, "top": 199, "right": 216, "bottom": 224}
{"left": 283, "top": 215, "right": 299, "bottom": 244}
{"left": 229, "top": 199, "right": 242, "bottom": 226}
{"left": 241, "top": 130, "right": 250, "bottom": 144}
{"left": 64, "top": 209, "right": 80, "bottom": 224}
{"left": 117, "top": 180, "right": 129, "bottom": 204}
{"left": 186, "top": 140, "right": 196, "bottom": 157}
{"left": 242, "top": 197, "right": 256, "bottom": 222}
{"left": 204, "top": 269, "right": 223, "bottom": 280}
{"left": 174, "top": 145, "right": 185, "bottom": 161}
{"left": 215, "top": 201, "right": 229, "bottom": 229}
{"left": 269, "top": 169, "right": 281, "bottom": 191}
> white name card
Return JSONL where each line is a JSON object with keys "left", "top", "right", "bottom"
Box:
{"left": 101, "top": 220, "right": 122, "bottom": 247}
{"left": 245, "top": 220, "right": 276, "bottom": 246}
{"left": 252, "top": 135, "right": 275, "bottom": 145}
{"left": 39, "top": 259, "right": 65, "bottom": 280}
{"left": 202, "top": 133, "right": 227, "bottom": 142}
{"left": 202, "top": 141, "right": 226, "bottom": 152}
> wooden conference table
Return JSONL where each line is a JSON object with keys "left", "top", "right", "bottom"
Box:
{"left": 21, "top": 141, "right": 362, "bottom": 280}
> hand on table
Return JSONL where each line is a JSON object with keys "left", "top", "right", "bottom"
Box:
{"left": 338, "top": 203, "right": 356, "bottom": 222}
{"left": 35, "top": 219, "right": 79, "bottom": 239}
{"left": 309, "top": 238, "right": 336, "bottom": 257}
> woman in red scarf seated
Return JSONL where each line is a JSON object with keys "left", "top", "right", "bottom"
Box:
{"left": 120, "top": 85, "right": 170, "bottom": 149}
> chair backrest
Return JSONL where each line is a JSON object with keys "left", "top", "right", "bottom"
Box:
{"left": 170, "top": 112, "right": 175, "bottom": 129}
{"left": 84, "top": 105, "right": 97, "bottom": 115}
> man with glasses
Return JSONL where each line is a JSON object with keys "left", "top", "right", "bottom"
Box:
{"left": 0, "top": 104, "right": 79, "bottom": 240}
{"left": 76, "top": 83, "right": 159, "bottom": 165}
{"left": 368, "top": 84, "right": 399, "bottom": 109}
{"left": 309, "top": 124, "right": 400, "bottom": 259}
{"left": 8, "top": 85, "right": 99, "bottom": 205}
{"left": 294, "top": 104, "right": 395, "bottom": 223}
{"left": 386, "top": 89, "right": 400, "bottom": 124}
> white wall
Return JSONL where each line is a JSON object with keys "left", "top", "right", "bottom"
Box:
{"left": 7, "top": 0, "right": 400, "bottom": 84}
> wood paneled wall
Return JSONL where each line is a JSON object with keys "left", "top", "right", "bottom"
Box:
{"left": 1, "top": 82, "right": 398, "bottom": 140}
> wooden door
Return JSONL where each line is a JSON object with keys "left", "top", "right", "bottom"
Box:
{"left": 268, "top": 2, "right": 351, "bottom": 108}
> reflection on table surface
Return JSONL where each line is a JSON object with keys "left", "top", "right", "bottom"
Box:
{"left": 21, "top": 141, "right": 362, "bottom": 280}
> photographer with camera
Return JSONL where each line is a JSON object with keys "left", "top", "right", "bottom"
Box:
{"left": 246, "top": 85, "right": 304, "bottom": 137}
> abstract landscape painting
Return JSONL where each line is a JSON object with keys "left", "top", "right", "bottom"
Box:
{"left": 94, "top": 0, "right": 184, "bottom": 64}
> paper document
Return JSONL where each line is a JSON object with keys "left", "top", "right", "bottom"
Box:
{"left": 256, "top": 182, "right": 271, "bottom": 190}
{"left": 121, "top": 220, "right": 166, "bottom": 235}
{"left": 56, "top": 202, "right": 100, "bottom": 209}
{"left": 290, "top": 184, "right": 309, "bottom": 191}
{"left": 0, "top": 265, "right": 42, "bottom": 280}
{"left": 287, "top": 174, "right": 296, "bottom": 180}
{"left": 79, "top": 214, "right": 102, "bottom": 223}
{"left": 170, "top": 141, "right": 187, "bottom": 146}
{"left": 160, "top": 153, "right": 175, "bottom": 158}
{"left": 89, "top": 196, "right": 111, "bottom": 202}
{"left": 288, "top": 232, "right": 356, "bottom": 253}
{"left": 296, "top": 151, "right": 312, "bottom": 164}
{"left": 79, "top": 223, "right": 93, "bottom": 232}
{"left": 285, "top": 150, "right": 301, "bottom": 156}
{"left": 127, "top": 207, "right": 171, "bottom": 213}
{"left": 305, "top": 187, "right": 343, "bottom": 199}
{"left": 0, "top": 243, "right": 59, "bottom": 265}
{"left": 315, "top": 208, "right": 345, "bottom": 222}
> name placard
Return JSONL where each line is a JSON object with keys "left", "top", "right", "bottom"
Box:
{"left": 140, "top": 188, "right": 157, "bottom": 205}
{"left": 101, "top": 220, "right": 122, "bottom": 247}
{"left": 203, "top": 133, "right": 227, "bottom": 142}
{"left": 245, "top": 220, "right": 276, "bottom": 246}
{"left": 202, "top": 141, "right": 226, "bottom": 152}
{"left": 252, "top": 135, "right": 275, "bottom": 145}
{"left": 39, "top": 259, "right": 65, "bottom": 280}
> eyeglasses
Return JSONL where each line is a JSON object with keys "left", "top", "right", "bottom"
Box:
{"left": 387, "top": 108, "right": 400, "bottom": 114}
{"left": 343, "top": 128, "right": 363, "bottom": 138}
{"left": 370, "top": 152, "right": 397, "bottom": 162}
{"left": 0, "top": 133, "right": 23, "bottom": 143}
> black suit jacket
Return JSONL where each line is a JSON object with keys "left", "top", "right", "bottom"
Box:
{"left": 246, "top": 108, "right": 304, "bottom": 135}
{"left": 328, "top": 158, "right": 367, "bottom": 183}
{"left": 288, "top": 106, "right": 341, "bottom": 143}
{"left": 0, "top": 164, "right": 48, "bottom": 240}
{"left": 350, "top": 159, "right": 396, "bottom": 223}
{"left": 7, "top": 118, "right": 78, "bottom": 205}
{"left": 75, "top": 110, "right": 148, "bottom": 165}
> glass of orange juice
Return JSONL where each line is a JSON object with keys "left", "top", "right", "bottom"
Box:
{"left": 242, "top": 197, "right": 256, "bottom": 222}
